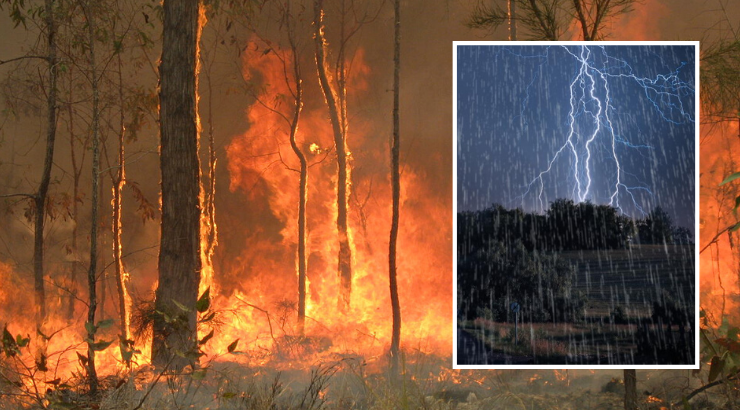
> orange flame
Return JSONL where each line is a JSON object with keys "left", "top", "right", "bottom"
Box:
{"left": 218, "top": 39, "right": 451, "bottom": 365}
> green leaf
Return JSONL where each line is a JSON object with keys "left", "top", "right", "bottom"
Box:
{"left": 156, "top": 310, "right": 175, "bottom": 323}
{"left": 90, "top": 339, "right": 113, "bottom": 351}
{"left": 121, "top": 346, "right": 134, "bottom": 363}
{"left": 222, "top": 392, "right": 237, "bottom": 399}
{"left": 97, "top": 319, "right": 115, "bottom": 329}
{"left": 199, "top": 329, "right": 214, "bottom": 346}
{"left": 709, "top": 356, "right": 725, "bottom": 382}
{"left": 731, "top": 222, "right": 740, "bottom": 232}
{"left": 184, "top": 350, "right": 204, "bottom": 360}
{"left": 720, "top": 172, "right": 740, "bottom": 186}
{"left": 701, "top": 329, "right": 718, "bottom": 356}
{"left": 85, "top": 321, "right": 97, "bottom": 336}
{"left": 728, "top": 327, "right": 740, "bottom": 341}
{"left": 16, "top": 334, "right": 29, "bottom": 348}
{"left": 76, "top": 352, "right": 89, "bottom": 366}
{"left": 172, "top": 299, "right": 191, "bottom": 313}
{"left": 227, "top": 339, "right": 239, "bottom": 353}
{"left": 196, "top": 287, "right": 210, "bottom": 313}
{"left": 199, "top": 311, "right": 216, "bottom": 323}
{"left": 2, "top": 326, "right": 19, "bottom": 357}
{"left": 36, "top": 354, "right": 48, "bottom": 371}
{"left": 191, "top": 369, "right": 207, "bottom": 380}
{"left": 726, "top": 353, "right": 737, "bottom": 372}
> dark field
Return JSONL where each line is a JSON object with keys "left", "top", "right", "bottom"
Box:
{"left": 567, "top": 245, "right": 695, "bottom": 319}
{"left": 458, "top": 245, "right": 696, "bottom": 365}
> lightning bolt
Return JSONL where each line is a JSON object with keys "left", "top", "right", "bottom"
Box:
{"left": 514, "top": 45, "right": 694, "bottom": 216}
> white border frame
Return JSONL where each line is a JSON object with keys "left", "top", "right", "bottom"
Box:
{"left": 452, "top": 41, "right": 701, "bottom": 370}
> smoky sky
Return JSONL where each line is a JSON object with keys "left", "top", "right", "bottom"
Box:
{"left": 456, "top": 44, "right": 696, "bottom": 231}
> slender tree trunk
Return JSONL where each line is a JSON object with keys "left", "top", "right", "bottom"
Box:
{"left": 113, "top": 52, "right": 132, "bottom": 362}
{"left": 388, "top": 0, "right": 402, "bottom": 377}
{"left": 201, "top": 33, "right": 217, "bottom": 298}
{"left": 285, "top": 3, "right": 307, "bottom": 334}
{"left": 313, "top": 0, "right": 353, "bottom": 313}
{"left": 152, "top": 0, "right": 203, "bottom": 370}
{"left": 67, "top": 70, "right": 80, "bottom": 322}
{"left": 507, "top": 0, "right": 517, "bottom": 40}
{"left": 84, "top": 0, "right": 100, "bottom": 393}
{"left": 572, "top": 0, "right": 592, "bottom": 40}
{"left": 34, "top": 0, "right": 58, "bottom": 364}
{"left": 624, "top": 369, "right": 637, "bottom": 410}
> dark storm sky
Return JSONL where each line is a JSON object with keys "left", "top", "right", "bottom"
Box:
{"left": 456, "top": 44, "right": 696, "bottom": 231}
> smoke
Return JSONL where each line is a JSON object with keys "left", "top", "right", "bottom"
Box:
{"left": 606, "top": 0, "right": 669, "bottom": 40}
{"left": 700, "top": 119, "right": 740, "bottom": 323}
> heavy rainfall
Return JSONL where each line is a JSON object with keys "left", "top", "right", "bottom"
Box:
{"left": 456, "top": 45, "right": 697, "bottom": 365}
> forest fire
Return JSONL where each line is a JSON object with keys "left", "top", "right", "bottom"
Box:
{"left": 217, "top": 40, "right": 451, "bottom": 364}
{"left": 0, "top": 33, "right": 452, "bottom": 387}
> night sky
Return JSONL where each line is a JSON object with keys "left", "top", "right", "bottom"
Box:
{"left": 456, "top": 44, "right": 696, "bottom": 232}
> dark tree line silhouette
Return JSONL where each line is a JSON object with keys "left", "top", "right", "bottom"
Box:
{"left": 457, "top": 199, "right": 694, "bottom": 323}
{"left": 458, "top": 199, "right": 692, "bottom": 255}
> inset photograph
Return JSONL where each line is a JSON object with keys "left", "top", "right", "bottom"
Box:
{"left": 454, "top": 42, "right": 699, "bottom": 368}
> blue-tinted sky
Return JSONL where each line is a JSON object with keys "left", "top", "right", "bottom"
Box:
{"left": 456, "top": 44, "right": 696, "bottom": 231}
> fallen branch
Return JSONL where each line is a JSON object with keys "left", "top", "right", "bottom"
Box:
{"left": 233, "top": 295, "right": 279, "bottom": 353}
{"left": 132, "top": 357, "right": 173, "bottom": 410}
{"left": 673, "top": 371, "right": 740, "bottom": 407}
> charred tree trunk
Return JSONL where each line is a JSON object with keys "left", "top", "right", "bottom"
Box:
{"left": 113, "top": 52, "right": 132, "bottom": 362}
{"left": 67, "top": 69, "right": 81, "bottom": 322}
{"left": 285, "top": 4, "right": 307, "bottom": 334}
{"left": 314, "top": 0, "right": 353, "bottom": 313}
{"left": 624, "top": 369, "right": 637, "bottom": 410}
{"left": 34, "top": 0, "right": 59, "bottom": 363}
{"left": 84, "top": 0, "right": 100, "bottom": 392}
{"left": 388, "top": 0, "right": 402, "bottom": 377}
{"left": 152, "top": 0, "right": 203, "bottom": 370}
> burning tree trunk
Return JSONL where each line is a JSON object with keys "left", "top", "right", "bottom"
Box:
{"left": 152, "top": 0, "right": 203, "bottom": 370}
{"left": 388, "top": 0, "right": 402, "bottom": 376}
{"left": 313, "top": 0, "right": 353, "bottom": 313}
{"left": 199, "top": 14, "right": 218, "bottom": 299}
{"left": 507, "top": 0, "right": 517, "bottom": 40}
{"left": 202, "top": 67, "right": 217, "bottom": 297}
{"left": 33, "top": 0, "right": 59, "bottom": 363}
{"left": 84, "top": 0, "right": 100, "bottom": 392}
{"left": 113, "top": 51, "right": 132, "bottom": 363}
{"left": 624, "top": 369, "right": 637, "bottom": 410}
{"left": 283, "top": 2, "right": 308, "bottom": 335}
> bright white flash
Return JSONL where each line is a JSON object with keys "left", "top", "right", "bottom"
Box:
{"left": 519, "top": 45, "right": 694, "bottom": 216}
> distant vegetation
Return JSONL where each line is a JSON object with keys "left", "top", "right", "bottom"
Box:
{"left": 457, "top": 199, "right": 694, "bottom": 323}
{"left": 459, "top": 199, "right": 693, "bottom": 254}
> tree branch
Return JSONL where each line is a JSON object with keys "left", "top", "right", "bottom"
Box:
{"left": 673, "top": 371, "right": 740, "bottom": 407}
{"left": 700, "top": 223, "right": 737, "bottom": 254}
{"left": 0, "top": 193, "right": 35, "bottom": 199}
{"left": 0, "top": 55, "right": 48, "bottom": 65}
